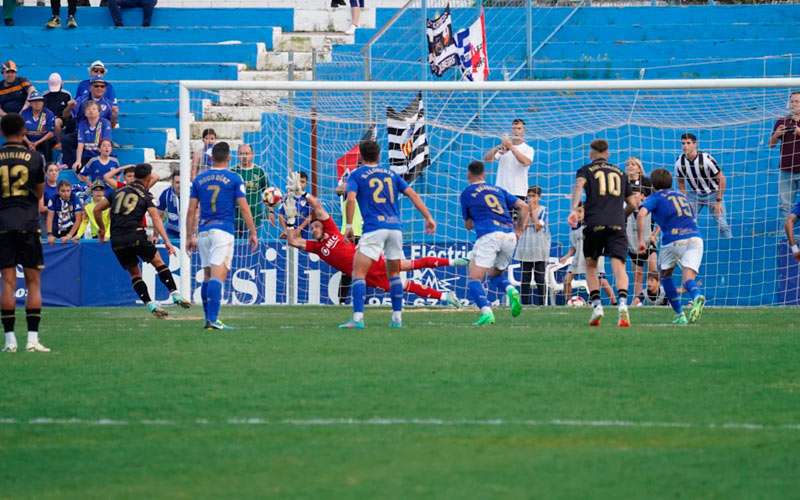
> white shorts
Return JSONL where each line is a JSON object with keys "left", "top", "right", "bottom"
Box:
{"left": 472, "top": 231, "right": 517, "bottom": 271}
{"left": 660, "top": 237, "right": 703, "bottom": 273}
{"left": 357, "top": 229, "right": 404, "bottom": 261}
{"left": 198, "top": 229, "right": 235, "bottom": 269}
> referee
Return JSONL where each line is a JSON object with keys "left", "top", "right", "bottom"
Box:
{"left": 674, "top": 133, "right": 732, "bottom": 239}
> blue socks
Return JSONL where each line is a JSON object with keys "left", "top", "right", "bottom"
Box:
{"left": 351, "top": 279, "right": 366, "bottom": 316}
{"left": 488, "top": 274, "right": 511, "bottom": 293}
{"left": 683, "top": 279, "right": 701, "bottom": 301}
{"left": 201, "top": 281, "right": 209, "bottom": 318}
{"left": 389, "top": 276, "right": 403, "bottom": 312}
{"left": 206, "top": 278, "right": 223, "bottom": 323}
{"left": 662, "top": 277, "right": 682, "bottom": 314}
{"left": 467, "top": 279, "right": 489, "bottom": 310}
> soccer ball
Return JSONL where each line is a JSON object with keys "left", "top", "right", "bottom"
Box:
{"left": 567, "top": 295, "right": 586, "bottom": 307}
{"left": 262, "top": 186, "right": 283, "bottom": 207}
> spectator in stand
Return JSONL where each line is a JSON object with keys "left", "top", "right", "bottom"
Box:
{"left": 43, "top": 73, "right": 73, "bottom": 163}
{"left": 78, "top": 182, "right": 111, "bottom": 239}
{"left": 21, "top": 92, "right": 56, "bottom": 162}
{"left": 483, "top": 118, "right": 534, "bottom": 209}
{"left": 624, "top": 156, "right": 659, "bottom": 307}
{"left": 46, "top": 0, "right": 78, "bottom": 28}
{"left": 514, "top": 186, "right": 550, "bottom": 306}
{"left": 76, "top": 61, "right": 118, "bottom": 109}
{"left": 156, "top": 172, "right": 181, "bottom": 241}
{"left": 0, "top": 61, "right": 33, "bottom": 116}
{"left": 73, "top": 101, "right": 112, "bottom": 170}
{"left": 191, "top": 128, "right": 216, "bottom": 178}
{"left": 770, "top": 92, "right": 800, "bottom": 217}
{"left": 40, "top": 162, "right": 61, "bottom": 232}
{"left": 46, "top": 180, "right": 84, "bottom": 244}
{"left": 78, "top": 139, "right": 118, "bottom": 184}
{"left": 344, "top": 0, "right": 362, "bottom": 35}
{"left": 278, "top": 171, "right": 312, "bottom": 239}
{"left": 102, "top": 164, "right": 135, "bottom": 191}
{"left": 68, "top": 75, "right": 116, "bottom": 127}
{"left": 233, "top": 143, "right": 270, "bottom": 235}
{"left": 2, "top": 0, "right": 15, "bottom": 25}
{"left": 107, "top": 0, "right": 157, "bottom": 27}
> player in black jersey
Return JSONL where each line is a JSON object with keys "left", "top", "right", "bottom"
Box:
{"left": 93, "top": 163, "right": 190, "bottom": 318}
{"left": 568, "top": 139, "right": 638, "bottom": 328}
{"left": 0, "top": 114, "right": 49, "bottom": 353}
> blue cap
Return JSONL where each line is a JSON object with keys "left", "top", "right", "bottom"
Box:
{"left": 90, "top": 75, "right": 107, "bottom": 85}
{"left": 27, "top": 90, "right": 44, "bottom": 102}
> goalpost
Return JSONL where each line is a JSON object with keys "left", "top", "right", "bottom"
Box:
{"left": 178, "top": 78, "right": 800, "bottom": 307}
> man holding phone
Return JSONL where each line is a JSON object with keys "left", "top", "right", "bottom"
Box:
{"left": 770, "top": 92, "right": 800, "bottom": 216}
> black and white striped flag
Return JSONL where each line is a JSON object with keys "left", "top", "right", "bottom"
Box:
{"left": 387, "top": 93, "right": 430, "bottom": 183}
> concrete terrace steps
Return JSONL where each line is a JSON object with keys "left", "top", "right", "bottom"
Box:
{"left": 27, "top": 63, "right": 242, "bottom": 81}
{"left": 8, "top": 43, "right": 267, "bottom": 65}
{"left": 0, "top": 26, "right": 280, "bottom": 44}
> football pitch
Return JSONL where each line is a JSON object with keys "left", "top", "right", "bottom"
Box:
{"left": 2, "top": 306, "right": 799, "bottom": 499}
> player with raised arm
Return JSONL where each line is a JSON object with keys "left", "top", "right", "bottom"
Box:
{"left": 0, "top": 113, "right": 48, "bottom": 353}
{"left": 338, "top": 140, "right": 436, "bottom": 329}
{"left": 286, "top": 193, "right": 464, "bottom": 306}
{"left": 186, "top": 142, "right": 259, "bottom": 330}
{"left": 93, "top": 163, "right": 190, "bottom": 318}
{"left": 637, "top": 168, "right": 705, "bottom": 324}
{"left": 568, "top": 140, "right": 638, "bottom": 327}
{"left": 460, "top": 160, "right": 528, "bottom": 326}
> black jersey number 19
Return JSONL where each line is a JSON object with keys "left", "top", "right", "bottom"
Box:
{"left": 0, "top": 165, "right": 29, "bottom": 198}
{"left": 593, "top": 170, "right": 622, "bottom": 197}
{"left": 113, "top": 192, "right": 139, "bottom": 215}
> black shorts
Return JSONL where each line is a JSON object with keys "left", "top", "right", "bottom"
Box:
{"left": 583, "top": 225, "right": 627, "bottom": 262}
{"left": 0, "top": 230, "right": 44, "bottom": 270}
{"left": 628, "top": 242, "right": 657, "bottom": 268}
{"left": 111, "top": 235, "right": 157, "bottom": 269}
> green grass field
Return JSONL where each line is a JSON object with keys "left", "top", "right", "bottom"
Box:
{"left": 2, "top": 305, "right": 799, "bottom": 499}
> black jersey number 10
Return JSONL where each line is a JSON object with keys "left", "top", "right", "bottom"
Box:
{"left": 593, "top": 170, "right": 622, "bottom": 197}
{"left": 0, "top": 165, "right": 29, "bottom": 198}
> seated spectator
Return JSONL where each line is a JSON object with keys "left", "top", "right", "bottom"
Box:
{"left": 3, "top": 0, "right": 16, "bottom": 26}
{"left": 107, "top": 0, "right": 157, "bottom": 27}
{"left": 102, "top": 164, "right": 135, "bottom": 191}
{"left": 68, "top": 75, "right": 116, "bottom": 127}
{"left": 46, "top": 180, "right": 84, "bottom": 244}
{"left": 156, "top": 172, "right": 180, "bottom": 241}
{"left": 75, "top": 61, "right": 118, "bottom": 107}
{"left": 46, "top": 0, "right": 78, "bottom": 29}
{"left": 43, "top": 73, "right": 73, "bottom": 163}
{"left": 73, "top": 101, "right": 112, "bottom": 170}
{"left": 0, "top": 61, "right": 33, "bottom": 116}
{"left": 79, "top": 139, "right": 119, "bottom": 184}
{"left": 78, "top": 181, "right": 111, "bottom": 239}
{"left": 191, "top": 127, "right": 216, "bottom": 178}
{"left": 21, "top": 92, "right": 56, "bottom": 162}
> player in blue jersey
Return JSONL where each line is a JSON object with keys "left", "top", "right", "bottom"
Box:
{"left": 338, "top": 140, "right": 436, "bottom": 329}
{"left": 460, "top": 160, "right": 529, "bottom": 326}
{"left": 187, "top": 142, "right": 259, "bottom": 330}
{"left": 784, "top": 200, "right": 800, "bottom": 262}
{"left": 637, "top": 168, "right": 705, "bottom": 324}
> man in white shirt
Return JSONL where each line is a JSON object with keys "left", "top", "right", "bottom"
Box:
{"left": 483, "top": 118, "right": 534, "bottom": 201}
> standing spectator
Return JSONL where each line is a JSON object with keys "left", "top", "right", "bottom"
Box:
{"left": 40, "top": 162, "right": 60, "bottom": 233}
{"left": 107, "top": 0, "right": 157, "bottom": 27}
{"left": 156, "top": 172, "right": 180, "bottom": 241}
{"left": 191, "top": 128, "right": 216, "bottom": 178}
{"left": 75, "top": 61, "right": 118, "bottom": 109}
{"left": 674, "top": 133, "right": 732, "bottom": 239}
{"left": 69, "top": 75, "right": 116, "bottom": 127}
{"left": 483, "top": 118, "right": 534, "bottom": 204}
{"left": 46, "top": 180, "right": 83, "bottom": 243}
{"left": 278, "top": 172, "right": 312, "bottom": 239}
{"left": 43, "top": 73, "right": 73, "bottom": 163}
{"left": 514, "top": 186, "right": 550, "bottom": 306}
{"left": 770, "top": 92, "right": 800, "bottom": 216}
{"left": 78, "top": 182, "right": 110, "bottom": 239}
{"left": 233, "top": 144, "right": 269, "bottom": 236}
{"left": 0, "top": 61, "right": 33, "bottom": 116}
{"left": 78, "top": 139, "right": 118, "bottom": 184}
{"left": 344, "top": 0, "right": 362, "bottom": 35}
{"left": 21, "top": 92, "right": 56, "bottom": 162}
{"left": 73, "top": 101, "right": 112, "bottom": 170}
{"left": 2, "top": 0, "right": 14, "bottom": 25}
{"left": 624, "top": 157, "right": 658, "bottom": 306}
{"left": 46, "top": 0, "right": 78, "bottom": 28}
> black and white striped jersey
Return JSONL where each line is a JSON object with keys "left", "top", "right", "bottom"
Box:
{"left": 673, "top": 152, "right": 721, "bottom": 195}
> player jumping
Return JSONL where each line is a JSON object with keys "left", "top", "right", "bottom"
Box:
{"left": 338, "top": 140, "right": 436, "bottom": 329}
{"left": 637, "top": 168, "right": 705, "bottom": 324}
{"left": 568, "top": 140, "right": 639, "bottom": 327}
{"left": 187, "top": 142, "right": 259, "bottom": 330}
{"left": 286, "top": 194, "right": 464, "bottom": 306}
{"left": 94, "top": 163, "right": 191, "bottom": 318}
{"left": 460, "top": 160, "right": 528, "bottom": 326}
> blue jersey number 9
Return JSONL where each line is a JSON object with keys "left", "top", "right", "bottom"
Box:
{"left": 484, "top": 194, "right": 505, "bottom": 215}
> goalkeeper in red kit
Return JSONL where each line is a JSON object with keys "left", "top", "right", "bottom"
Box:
{"left": 286, "top": 194, "right": 466, "bottom": 306}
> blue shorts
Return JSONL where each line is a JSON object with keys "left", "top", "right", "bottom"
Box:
{"left": 350, "top": 0, "right": 364, "bottom": 7}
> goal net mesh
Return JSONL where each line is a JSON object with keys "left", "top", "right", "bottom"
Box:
{"left": 184, "top": 84, "right": 799, "bottom": 307}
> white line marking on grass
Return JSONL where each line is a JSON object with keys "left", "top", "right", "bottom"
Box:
{"left": 3, "top": 417, "right": 800, "bottom": 432}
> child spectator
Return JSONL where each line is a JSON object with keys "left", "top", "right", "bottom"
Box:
{"left": 642, "top": 273, "right": 669, "bottom": 306}
{"left": 43, "top": 73, "right": 73, "bottom": 163}
{"left": 21, "top": 92, "right": 56, "bottom": 162}
{"left": 559, "top": 204, "right": 616, "bottom": 304}
{"left": 102, "top": 164, "right": 136, "bottom": 192}
{"left": 514, "top": 186, "right": 550, "bottom": 305}
{"left": 156, "top": 172, "right": 180, "bottom": 241}
{"left": 40, "top": 162, "right": 61, "bottom": 233}
{"left": 191, "top": 128, "right": 216, "bottom": 178}
{"left": 79, "top": 139, "right": 118, "bottom": 184}
{"left": 0, "top": 61, "right": 33, "bottom": 115}
{"left": 73, "top": 101, "right": 112, "bottom": 170}
{"left": 78, "top": 182, "right": 111, "bottom": 239}
{"left": 46, "top": 180, "right": 84, "bottom": 243}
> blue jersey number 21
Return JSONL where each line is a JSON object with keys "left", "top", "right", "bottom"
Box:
{"left": 369, "top": 177, "right": 394, "bottom": 204}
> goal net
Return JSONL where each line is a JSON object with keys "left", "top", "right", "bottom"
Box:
{"left": 179, "top": 79, "right": 800, "bottom": 307}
